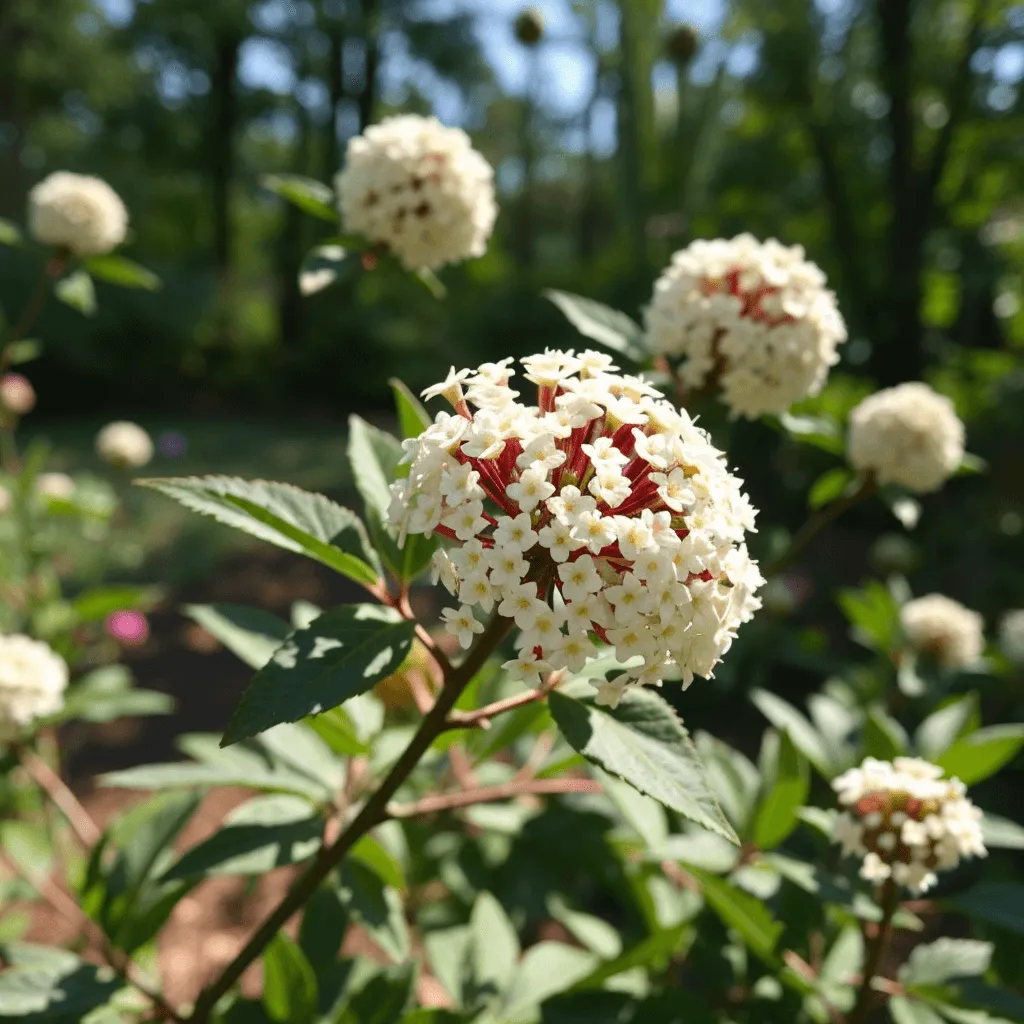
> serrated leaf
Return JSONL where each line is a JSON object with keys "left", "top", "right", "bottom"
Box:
{"left": 347, "top": 416, "right": 437, "bottom": 581}
{"left": 543, "top": 289, "right": 646, "bottom": 362}
{"left": 899, "top": 938, "right": 993, "bottom": 986}
{"left": 549, "top": 689, "right": 737, "bottom": 843}
{"left": 184, "top": 603, "right": 290, "bottom": 670}
{"left": 684, "top": 865, "right": 783, "bottom": 962}
{"left": 222, "top": 604, "right": 414, "bottom": 745}
{"left": 262, "top": 174, "right": 337, "bottom": 223}
{"left": 161, "top": 795, "right": 322, "bottom": 880}
{"left": 138, "top": 476, "right": 380, "bottom": 586}
{"left": 55, "top": 270, "right": 97, "bottom": 316}
{"left": 263, "top": 932, "right": 318, "bottom": 1024}
{"left": 83, "top": 254, "right": 161, "bottom": 290}
{"left": 753, "top": 729, "right": 809, "bottom": 850}
{"left": 750, "top": 689, "right": 830, "bottom": 776}
{"left": 936, "top": 725, "right": 1024, "bottom": 784}
{"left": 950, "top": 884, "right": 1024, "bottom": 935}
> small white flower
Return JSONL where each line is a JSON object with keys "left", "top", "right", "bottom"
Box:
{"left": 28, "top": 171, "right": 128, "bottom": 256}
{"left": 441, "top": 605, "right": 485, "bottom": 649}
{"left": 848, "top": 383, "right": 965, "bottom": 494}
{"left": 900, "top": 593, "right": 984, "bottom": 669}
{"left": 0, "top": 635, "right": 69, "bottom": 738}
{"left": 492, "top": 513, "right": 539, "bottom": 553}
{"left": 556, "top": 555, "right": 603, "bottom": 602}
{"left": 95, "top": 421, "right": 153, "bottom": 470}
{"left": 336, "top": 115, "right": 496, "bottom": 271}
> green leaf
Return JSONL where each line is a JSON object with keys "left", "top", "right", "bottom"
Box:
{"left": 57, "top": 666, "right": 172, "bottom": 724}
{"left": 808, "top": 468, "right": 856, "bottom": 510}
{"left": 138, "top": 476, "right": 380, "bottom": 586}
{"left": 750, "top": 689, "right": 830, "bottom": 776}
{"left": 338, "top": 861, "right": 409, "bottom": 963}
{"left": 549, "top": 689, "right": 737, "bottom": 843}
{"left": 100, "top": 761, "right": 329, "bottom": 802}
{"left": 936, "top": 725, "right": 1024, "bottom": 784}
{"left": 222, "top": 604, "right": 414, "bottom": 745}
{"left": 543, "top": 289, "right": 647, "bottom": 362}
{"left": 161, "top": 795, "right": 322, "bottom": 880}
{"left": 0, "top": 821, "right": 51, "bottom": 879}
{"left": 949, "top": 884, "right": 1024, "bottom": 935}
{"left": 0, "top": 954, "right": 120, "bottom": 1018}
{"left": 83, "top": 254, "right": 161, "bottom": 290}
{"left": 5, "top": 339, "right": 42, "bottom": 365}
{"left": 889, "top": 998, "right": 947, "bottom": 1024}
{"left": 0, "top": 218, "right": 22, "bottom": 246}
{"left": 184, "top": 604, "right": 290, "bottom": 670}
{"left": 500, "top": 943, "right": 598, "bottom": 1022}
{"left": 862, "top": 706, "right": 910, "bottom": 761}
{"left": 263, "top": 932, "right": 318, "bottom": 1024}
{"left": 299, "top": 880, "right": 350, "bottom": 974}
{"left": 547, "top": 896, "right": 622, "bottom": 960}
{"left": 71, "top": 585, "right": 159, "bottom": 622}
{"left": 55, "top": 269, "right": 97, "bottom": 316}
{"left": 899, "top": 938, "right": 993, "bottom": 986}
{"left": 467, "top": 891, "right": 520, "bottom": 1004}
{"left": 773, "top": 412, "right": 845, "bottom": 455}
{"left": 753, "top": 730, "right": 809, "bottom": 850}
{"left": 414, "top": 267, "right": 447, "bottom": 299}
{"left": 598, "top": 769, "right": 669, "bottom": 848}
{"left": 306, "top": 705, "right": 368, "bottom": 756}
{"left": 261, "top": 174, "right": 337, "bottom": 223}
{"left": 347, "top": 416, "right": 437, "bottom": 582}
{"left": 837, "top": 581, "right": 901, "bottom": 653}
{"left": 389, "top": 378, "right": 431, "bottom": 440}
{"left": 684, "top": 865, "right": 783, "bottom": 962}
{"left": 350, "top": 834, "right": 406, "bottom": 891}
{"left": 915, "top": 695, "right": 978, "bottom": 760}
{"left": 334, "top": 964, "right": 416, "bottom": 1024}
{"left": 981, "top": 815, "right": 1024, "bottom": 850}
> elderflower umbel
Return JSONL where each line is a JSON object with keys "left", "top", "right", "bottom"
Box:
{"left": 0, "top": 635, "right": 69, "bottom": 739}
{"left": 335, "top": 115, "right": 497, "bottom": 272}
{"left": 645, "top": 234, "right": 846, "bottom": 419}
{"left": 28, "top": 171, "right": 128, "bottom": 257}
{"left": 832, "top": 757, "right": 985, "bottom": 894}
{"left": 998, "top": 609, "right": 1024, "bottom": 666}
{"left": 95, "top": 421, "right": 153, "bottom": 470}
{"left": 389, "top": 350, "right": 764, "bottom": 706}
{"left": 848, "top": 383, "right": 964, "bottom": 493}
{"left": 900, "top": 594, "right": 984, "bottom": 669}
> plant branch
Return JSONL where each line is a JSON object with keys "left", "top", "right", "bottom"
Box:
{"left": 848, "top": 879, "right": 899, "bottom": 1024}
{"left": 0, "top": 850, "right": 181, "bottom": 1021}
{"left": 445, "top": 670, "right": 562, "bottom": 731}
{"left": 190, "top": 612, "right": 512, "bottom": 1022}
{"left": 396, "top": 591, "right": 454, "bottom": 679}
{"left": 764, "top": 475, "right": 876, "bottom": 578}
{"left": 387, "top": 777, "right": 602, "bottom": 818}
{"left": 18, "top": 746, "right": 102, "bottom": 848}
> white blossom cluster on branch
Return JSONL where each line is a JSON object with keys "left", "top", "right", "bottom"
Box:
{"left": 336, "top": 115, "right": 497, "bottom": 271}
{"left": 832, "top": 756, "right": 986, "bottom": 894}
{"left": 645, "top": 234, "right": 847, "bottom": 419}
{"left": 28, "top": 171, "right": 128, "bottom": 257}
{"left": 0, "top": 635, "right": 68, "bottom": 739}
{"left": 95, "top": 421, "right": 153, "bottom": 470}
{"left": 900, "top": 593, "right": 984, "bottom": 669}
{"left": 848, "top": 382, "right": 965, "bottom": 493}
{"left": 389, "top": 350, "right": 764, "bottom": 707}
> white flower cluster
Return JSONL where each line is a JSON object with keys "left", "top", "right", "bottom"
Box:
{"left": 35, "top": 472, "right": 75, "bottom": 500}
{"left": 848, "top": 383, "right": 965, "bottom": 493}
{"left": 645, "top": 234, "right": 847, "bottom": 419}
{"left": 28, "top": 171, "right": 128, "bottom": 257}
{"left": 999, "top": 609, "right": 1024, "bottom": 666}
{"left": 389, "top": 350, "right": 764, "bottom": 706}
{"left": 832, "top": 757, "right": 986, "bottom": 894}
{"left": 96, "top": 421, "right": 153, "bottom": 470}
{"left": 336, "top": 115, "right": 497, "bottom": 272}
{"left": 0, "top": 635, "right": 69, "bottom": 739}
{"left": 900, "top": 594, "right": 984, "bottom": 669}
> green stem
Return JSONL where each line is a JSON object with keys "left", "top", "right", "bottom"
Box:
{"left": 848, "top": 879, "right": 899, "bottom": 1024}
{"left": 765, "top": 475, "right": 877, "bottom": 578}
{"left": 189, "top": 613, "right": 512, "bottom": 1022}
{"left": 0, "top": 251, "right": 64, "bottom": 371}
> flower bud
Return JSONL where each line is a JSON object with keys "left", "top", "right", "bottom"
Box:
{"left": 514, "top": 6, "right": 544, "bottom": 46}
{"left": 665, "top": 23, "right": 699, "bottom": 64}
{"left": 0, "top": 373, "right": 36, "bottom": 417}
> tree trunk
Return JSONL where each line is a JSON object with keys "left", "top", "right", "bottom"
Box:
{"left": 874, "top": 0, "right": 923, "bottom": 385}
{"left": 210, "top": 34, "right": 241, "bottom": 280}
{"left": 324, "top": 23, "right": 345, "bottom": 180}
{"left": 357, "top": 0, "right": 378, "bottom": 131}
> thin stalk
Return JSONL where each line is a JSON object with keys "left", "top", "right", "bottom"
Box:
{"left": 848, "top": 879, "right": 899, "bottom": 1024}
{"left": 18, "top": 746, "right": 102, "bottom": 848}
{"left": 190, "top": 613, "right": 512, "bottom": 1021}
{"left": 387, "top": 777, "right": 602, "bottom": 818}
{"left": 0, "top": 251, "right": 64, "bottom": 370}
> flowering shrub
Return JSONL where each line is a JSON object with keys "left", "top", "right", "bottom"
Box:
{"left": 1, "top": 129, "right": 1022, "bottom": 1024}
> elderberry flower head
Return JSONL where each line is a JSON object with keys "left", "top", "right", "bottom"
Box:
{"left": 0, "top": 635, "right": 68, "bottom": 739}
{"left": 645, "top": 234, "right": 846, "bottom": 419}
{"left": 389, "top": 350, "right": 763, "bottom": 706}
{"left": 336, "top": 115, "right": 497, "bottom": 272}
{"left": 832, "top": 757, "right": 985, "bottom": 894}
{"left": 96, "top": 421, "right": 153, "bottom": 470}
{"left": 28, "top": 171, "right": 128, "bottom": 257}
{"left": 900, "top": 594, "right": 984, "bottom": 670}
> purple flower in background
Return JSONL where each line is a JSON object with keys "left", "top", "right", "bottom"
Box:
{"left": 157, "top": 431, "right": 187, "bottom": 458}
{"left": 106, "top": 610, "right": 149, "bottom": 647}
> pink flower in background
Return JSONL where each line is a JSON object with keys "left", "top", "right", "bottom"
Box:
{"left": 106, "top": 610, "right": 149, "bottom": 647}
